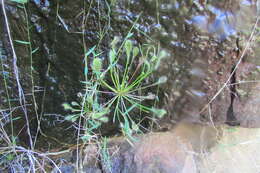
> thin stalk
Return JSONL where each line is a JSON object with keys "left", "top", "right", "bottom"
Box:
{"left": 125, "top": 71, "right": 151, "bottom": 91}
{"left": 123, "top": 96, "right": 150, "bottom": 113}
{"left": 76, "top": 0, "right": 94, "bottom": 170}
{"left": 128, "top": 81, "right": 159, "bottom": 93}
{"left": 23, "top": 5, "right": 41, "bottom": 148}
{"left": 101, "top": 80, "right": 117, "bottom": 93}
{"left": 113, "top": 97, "right": 120, "bottom": 122}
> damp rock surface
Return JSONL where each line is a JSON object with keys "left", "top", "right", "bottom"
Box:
{"left": 1, "top": 1, "right": 260, "bottom": 172}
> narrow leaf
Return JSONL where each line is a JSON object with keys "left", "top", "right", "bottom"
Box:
{"left": 65, "top": 114, "right": 79, "bottom": 122}
{"left": 62, "top": 103, "right": 73, "bottom": 111}
{"left": 15, "top": 40, "right": 30, "bottom": 45}
{"left": 85, "top": 46, "right": 96, "bottom": 57}
{"left": 31, "top": 47, "right": 39, "bottom": 54}
{"left": 98, "top": 117, "right": 109, "bottom": 123}
{"left": 92, "top": 109, "right": 109, "bottom": 119}
{"left": 10, "top": 0, "right": 28, "bottom": 4}
{"left": 126, "top": 32, "right": 133, "bottom": 39}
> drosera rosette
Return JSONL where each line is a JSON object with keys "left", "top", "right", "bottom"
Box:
{"left": 63, "top": 34, "right": 168, "bottom": 142}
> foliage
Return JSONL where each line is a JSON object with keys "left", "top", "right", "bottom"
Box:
{"left": 9, "top": 0, "right": 28, "bottom": 4}
{"left": 63, "top": 35, "right": 167, "bottom": 142}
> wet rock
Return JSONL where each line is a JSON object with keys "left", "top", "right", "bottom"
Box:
{"left": 133, "top": 132, "right": 197, "bottom": 173}
{"left": 234, "top": 82, "right": 260, "bottom": 127}
{"left": 51, "top": 121, "right": 260, "bottom": 172}
{"left": 1, "top": 0, "right": 259, "bottom": 153}
{"left": 158, "top": 0, "right": 258, "bottom": 127}
{"left": 79, "top": 122, "right": 222, "bottom": 173}
{"left": 1, "top": 1, "right": 260, "bottom": 172}
{"left": 81, "top": 122, "right": 260, "bottom": 173}
{"left": 199, "top": 126, "right": 260, "bottom": 173}
{"left": 82, "top": 144, "right": 102, "bottom": 172}
{"left": 81, "top": 123, "right": 219, "bottom": 173}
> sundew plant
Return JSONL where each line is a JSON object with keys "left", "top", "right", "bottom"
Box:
{"left": 63, "top": 34, "right": 167, "bottom": 142}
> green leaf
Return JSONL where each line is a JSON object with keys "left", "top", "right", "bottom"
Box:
{"left": 10, "top": 0, "right": 28, "bottom": 4}
{"left": 62, "top": 103, "right": 73, "bottom": 111}
{"left": 65, "top": 114, "right": 79, "bottom": 122}
{"left": 121, "top": 118, "right": 137, "bottom": 142}
{"left": 85, "top": 46, "right": 96, "bottom": 57}
{"left": 80, "top": 81, "right": 92, "bottom": 85}
{"left": 151, "top": 108, "right": 167, "bottom": 118}
{"left": 122, "top": 103, "right": 139, "bottom": 116}
{"left": 124, "top": 40, "right": 133, "bottom": 58}
{"left": 98, "top": 117, "right": 109, "bottom": 123}
{"left": 132, "top": 47, "right": 139, "bottom": 58}
{"left": 151, "top": 55, "right": 158, "bottom": 62}
{"left": 14, "top": 40, "right": 30, "bottom": 45}
{"left": 92, "top": 109, "right": 109, "bottom": 120}
{"left": 126, "top": 32, "right": 133, "bottom": 39}
{"left": 6, "top": 154, "right": 14, "bottom": 161}
{"left": 88, "top": 120, "right": 102, "bottom": 130}
{"left": 92, "top": 58, "right": 102, "bottom": 73}
{"left": 11, "top": 136, "right": 17, "bottom": 145}
{"left": 121, "top": 121, "right": 131, "bottom": 134}
{"left": 11, "top": 117, "right": 21, "bottom": 121}
{"left": 71, "top": 101, "right": 80, "bottom": 106}
{"left": 109, "top": 49, "right": 116, "bottom": 64}
{"left": 87, "top": 96, "right": 94, "bottom": 105}
{"left": 31, "top": 47, "right": 39, "bottom": 54}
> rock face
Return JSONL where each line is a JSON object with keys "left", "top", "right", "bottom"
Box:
{"left": 157, "top": 0, "right": 260, "bottom": 127}
{"left": 54, "top": 122, "right": 260, "bottom": 173}
{"left": 1, "top": 0, "right": 260, "bottom": 171}
{"left": 199, "top": 125, "right": 260, "bottom": 173}
{"left": 233, "top": 76, "right": 260, "bottom": 127}
{"left": 81, "top": 123, "right": 218, "bottom": 173}
{"left": 0, "top": 0, "right": 259, "bottom": 145}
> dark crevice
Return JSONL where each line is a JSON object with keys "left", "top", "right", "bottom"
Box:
{"left": 226, "top": 65, "right": 240, "bottom": 126}
{"left": 226, "top": 37, "right": 240, "bottom": 126}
